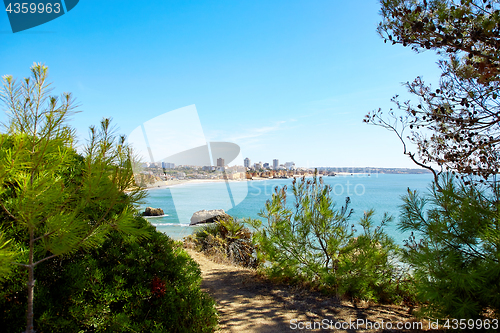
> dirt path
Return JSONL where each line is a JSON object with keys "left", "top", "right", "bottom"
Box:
{"left": 185, "top": 249, "right": 434, "bottom": 333}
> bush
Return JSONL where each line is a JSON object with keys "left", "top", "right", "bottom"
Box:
{"left": 400, "top": 174, "right": 500, "bottom": 321}
{"left": 334, "top": 210, "right": 415, "bottom": 304}
{"left": 185, "top": 216, "right": 258, "bottom": 268}
{"left": 250, "top": 172, "right": 412, "bottom": 303}
{"left": 0, "top": 216, "right": 218, "bottom": 333}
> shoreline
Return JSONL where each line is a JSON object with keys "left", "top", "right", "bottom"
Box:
{"left": 141, "top": 176, "right": 312, "bottom": 191}
{"left": 141, "top": 178, "right": 250, "bottom": 190}
{"left": 140, "top": 172, "right": 432, "bottom": 191}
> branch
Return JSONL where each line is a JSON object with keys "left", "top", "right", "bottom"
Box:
{"left": 33, "top": 230, "right": 57, "bottom": 242}
{"left": 12, "top": 262, "right": 29, "bottom": 268}
{"left": 33, "top": 253, "right": 58, "bottom": 267}
{"left": 0, "top": 200, "right": 18, "bottom": 222}
{"left": 367, "top": 111, "right": 443, "bottom": 189}
{"left": 407, "top": 152, "right": 442, "bottom": 190}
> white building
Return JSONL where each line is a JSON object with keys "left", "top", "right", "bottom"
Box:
{"left": 285, "top": 161, "right": 295, "bottom": 170}
{"left": 273, "top": 159, "right": 279, "bottom": 170}
{"left": 244, "top": 157, "right": 251, "bottom": 168}
{"left": 162, "top": 162, "right": 175, "bottom": 169}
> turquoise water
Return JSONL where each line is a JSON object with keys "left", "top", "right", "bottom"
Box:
{"left": 141, "top": 173, "right": 434, "bottom": 245}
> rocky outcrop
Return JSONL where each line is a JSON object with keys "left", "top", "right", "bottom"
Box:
{"left": 190, "top": 209, "right": 229, "bottom": 225}
{"left": 143, "top": 207, "right": 164, "bottom": 216}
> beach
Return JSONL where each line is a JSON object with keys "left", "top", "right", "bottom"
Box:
{"left": 142, "top": 178, "right": 251, "bottom": 190}
{"left": 141, "top": 175, "right": 319, "bottom": 191}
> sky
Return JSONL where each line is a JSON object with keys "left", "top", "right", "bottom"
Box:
{"left": 0, "top": 0, "right": 443, "bottom": 168}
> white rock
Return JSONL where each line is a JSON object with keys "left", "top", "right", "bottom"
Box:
{"left": 190, "top": 209, "right": 227, "bottom": 225}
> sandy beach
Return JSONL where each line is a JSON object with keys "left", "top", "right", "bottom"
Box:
{"left": 139, "top": 173, "right": 376, "bottom": 192}
{"left": 140, "top": 175, "right": 321, "bottom": 190}
{"left": 142, "top": 178, "right": 251, "bottom": 190}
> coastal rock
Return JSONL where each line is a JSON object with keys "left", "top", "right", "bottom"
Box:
{"left": 143, "top": 207, "right": 164, "bottom": 216}
{"left": 190, "top": 209, "right": 229, "bottom": 225}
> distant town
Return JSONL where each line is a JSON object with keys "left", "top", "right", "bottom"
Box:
{"left": 135, "top": 157, "right": 430, "bottom": 186}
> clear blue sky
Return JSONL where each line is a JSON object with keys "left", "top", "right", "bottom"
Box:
{"left": 1, "top": 0, "right": 442, "bottom": 168}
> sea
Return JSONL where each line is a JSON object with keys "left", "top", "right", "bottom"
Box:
{"left": 140, "top": 173, "right": 434, "bottom": 245}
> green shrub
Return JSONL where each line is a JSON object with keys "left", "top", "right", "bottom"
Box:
{"left": 186, "top": 216, "right": 257, "bottom": 268}
{"left": 400, "top": 174, "right": 500, "bottom": 321}
{"left": 334, "top": 210, "right": 412, "bottom": 304}
{"left": 250, "top": 172, "right": 412, "bottom": 303}
{"left": 0, "top": 216, "right": 218, "bottom": 333}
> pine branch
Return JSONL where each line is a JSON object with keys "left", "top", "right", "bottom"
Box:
{"left": 0, "top": 200, "right": 18, "bottom": 222}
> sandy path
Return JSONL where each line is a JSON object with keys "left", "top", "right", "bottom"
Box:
{"left": 186, "top": 249, "right": 302, "bottom": 332}
{"left": 185, "top": 249, "right": 434, "bottom": 333}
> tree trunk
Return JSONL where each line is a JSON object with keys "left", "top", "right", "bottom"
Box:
{"left": 26, "top": 228, "right": 35, "bottom": 333}
{"left": 26, "top": 266, "right": 35, "bottom": 333}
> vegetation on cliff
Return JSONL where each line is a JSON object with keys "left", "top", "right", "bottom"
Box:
{"left": 0, "top": 64, "right": 218, "bottom": 333}
{"left": 248, "top": 173, "right": 414, "bottom": 304}
{"left": 185, "top": 216, "right": 258, "bottom": 268}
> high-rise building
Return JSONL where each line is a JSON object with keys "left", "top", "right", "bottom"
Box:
{"left": 285, "top": 161, "right": 295, "bottom": 170}
{"left": 162, "top": 162, "right": 175, "bottom": 169}
{"left": 263, "top": 162, "right": 270, "bottom": 169}
{"left": 244, "top": 157, "right": 251, "bottom": 168}
{"left": 273, "top": 159, "right": 279, "bottom": 170}
{"left": 217, "top": 158, "right": 225, "bottom": 167}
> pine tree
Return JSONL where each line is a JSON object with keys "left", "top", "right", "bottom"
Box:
{"left": 0, "top": 64, "right": 148, "bottom": 333}
{"left": 365, "top": 0, "right": 500, "bottom": 321}
{"left": 399, "top": 175, "right": 500, "bottom": 320}
{"left": 250, "top": 172, "right": 404, "bottom": 302}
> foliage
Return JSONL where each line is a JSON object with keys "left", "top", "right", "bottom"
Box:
{"left": 367, "top": 0, "right": 500, "bottom": 181}
{"left": 378, "top": 0, "right": 500, "bottom": 74}
{"left": 0, "top": 63, "right": 148, "bottom": 332}
{"left": 365, "top": 0, "right": 500, "bottom": 321}
{"left": 336, "top": 210, "right": 413, "bottom": 303}
{"left": 0, "top": 216, "right": 219, "bottom": 332}
{"left": 399, "top": 174, "right": 500, "bottom": 320}
{"left": 0, "top": 233, "right": 17, "bottom": 281}
{"left": 251, "top": 175, "right": 353, "bottom": 282}
{"left": 250, "top": 173, "right": 410, "bottom": 303}
{"left": 186, "top": 216, "right": 258, "bottom": 268}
